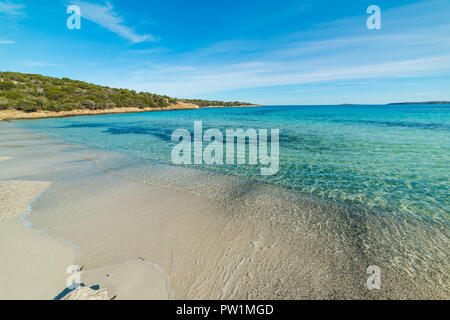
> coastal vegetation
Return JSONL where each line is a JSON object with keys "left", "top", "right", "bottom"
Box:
{"left": 182, "top": 99, "right": 251, "bottom": 107}
{"left": 0, "top": 71, "right": 253, "bottom": 112}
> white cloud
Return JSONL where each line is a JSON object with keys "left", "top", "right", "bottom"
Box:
{"left": 21, "top": 61, "right": 60, "bottom": 67}
{"left": 0, "top": 1, "right": 25, "bottom": 16}
{"left": 110, "top": 0, "right": 450, "bottom": 97}
{"left": 0, "top": 40, "right": 15, "bottom": 44}
{"left": 117, "top": 54, "right": 450, "bottom": 97}
{"left": 70, "top": 1, "right": 157, "bottom": 44}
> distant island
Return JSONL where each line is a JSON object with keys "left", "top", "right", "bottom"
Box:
{"left": 339, "top": 101, "right": 450, "bottom": 106}
{"left": 387, "top": 101, "right": 450, "bottom": 105}
{"left": 0, "top": 71, "right": 256, "bottom": 121}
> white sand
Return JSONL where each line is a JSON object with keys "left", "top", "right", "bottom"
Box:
{"left": 0, "top": 132, "right": 372, "bottom": 300}
{"left": 1, "top": 125, "right": 446, "bottom": 300}
{"left": 0, "top": 180, "right": 78, "bottom": 299}
{"left": 81, "top": 259, "right": 170, "bottom": 300}
{"left": 0, "top": 157, "right": 10, "bottom": 161}
{"left": 0, "top": 180, "right": 51, "bottom": 219}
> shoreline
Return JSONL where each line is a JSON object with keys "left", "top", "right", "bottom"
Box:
{"left": 0, "top": 104, "right": 261, "bottom": 121}
{"left": 0, "top": 124, "right": 373, "bottom": 300}
{"left": 0, "top": 151, "right": 172, "bottom": 299}
{"left": 0, "top": 123, "right": 447, "bottom": 300}
{"left": 0, "top": 179, "right": 78, "bottom": 299}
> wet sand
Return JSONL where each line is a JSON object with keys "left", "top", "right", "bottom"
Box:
{"left": 0, "top": 123, "right": 447, "bottom": 300}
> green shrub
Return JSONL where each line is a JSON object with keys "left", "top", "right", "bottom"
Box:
{"left": 0, "top": 81, "right": 15, "bottom": 90}
{"left": 1, "top": 91, "right": 23, "bottom": 100}
{"left": 0, "top": 71, "right": 252, "bottom": 112}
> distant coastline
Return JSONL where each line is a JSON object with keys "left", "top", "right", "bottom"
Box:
{"left": 387, "top": 101, "right": 450, "bottom": 105}
{"left": 3, "top": 101, "right": 449, "bottom": 121}
{"left": 0, "top": 103, "right": 261, "bottom": 121}
{"left": 1, "top": 72, "right": 448, "bottom": 122}
{"left": 0, "top": 71, "right": 257, "bottom": 121}
{"left": 339, "top": 101, "right": 450, "bottom": 106}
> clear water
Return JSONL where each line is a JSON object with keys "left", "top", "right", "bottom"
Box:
{"left": 8, "top": 104, "right": 450, "bottom": 298}
{"left": 16, "top": 105, "right": 450, "bottom": 224}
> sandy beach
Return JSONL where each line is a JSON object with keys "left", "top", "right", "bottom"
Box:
{"left": 0, "top": 121, "right": 447, "bottom": 300}
{"left": 1, "top": 0, "right": 449, "bottom": 305}
{"left": 0, "top": 134, "right": 175, "bottom": 299}
{"left": 0, "top": 104, "right": 260, "bottom": 122}
{"left": 0, "top": 103, "right": 199, "bottom": 121}
{"left": 0, "top": 179, "right": 78, "bottom": 299}
{"left": 0, "top": 124, "right": 365, "bottom": 300}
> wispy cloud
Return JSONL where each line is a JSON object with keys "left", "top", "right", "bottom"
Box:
{"left": 0, "top": 40, "right": 15, "bottom": 44}
{"left": 110, "top": 0, "right": 450, "bottom": 98}
{"left": 21, "top": 61, "right": 60, "bottom": 67}
{"left": 0, "top": 0, "right": 25, "bottom": 16}
{"left": 70, "top": 1, "right": 158, "bottom": 44}
{"left": 120, "top": 54, "right": 450, "bottom": 97}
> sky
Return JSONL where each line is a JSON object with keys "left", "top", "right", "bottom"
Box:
{"left": 0, "top": 0, "right": 449, "bottom": 105}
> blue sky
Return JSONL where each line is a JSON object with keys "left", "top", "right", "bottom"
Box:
{"left": 0, "top": 0, "right": 449, "bottom": 104}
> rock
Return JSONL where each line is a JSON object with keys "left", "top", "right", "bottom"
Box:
{"left": 63, "top": 286, "right": 109, "bottom": 300}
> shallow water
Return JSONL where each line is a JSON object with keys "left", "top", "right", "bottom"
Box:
{"left": 16, "top": 105, "right": 450, "bottom": 221}
{"left": 6, "top": 105, "right": 450, "bottom": 298}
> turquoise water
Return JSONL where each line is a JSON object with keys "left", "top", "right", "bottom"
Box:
{"left": 16, "top": 105, "right": 450, "bottom": 224}
{"left": 9, "top": 104, "right": 449, "bottom": 298}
